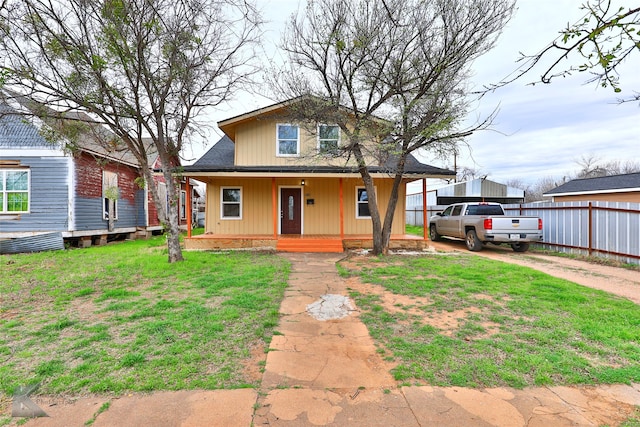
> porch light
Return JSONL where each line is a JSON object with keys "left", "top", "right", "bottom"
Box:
{"left": 301, "top": 179, "right": 305, "bottom": 186}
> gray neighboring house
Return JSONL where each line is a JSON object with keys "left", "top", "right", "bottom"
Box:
{"left": 544, "top": 173, "right": 640, "bottom": 203}
{"left": 0, "top": 95, "right": 151, "bottom": 253}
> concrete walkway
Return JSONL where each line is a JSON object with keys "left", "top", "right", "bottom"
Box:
{"left": 22, "top": 253, "right": 640, "bottom": 427}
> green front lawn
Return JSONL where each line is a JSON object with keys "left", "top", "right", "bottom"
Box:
{"left": 0, "top": 237, "right": 289, "bottom": 396}
{"left": 340, "top": 254, "right": 640, "bottom": 388}
{"left": 2, "top": 234, "right": 638, "bottom": 399}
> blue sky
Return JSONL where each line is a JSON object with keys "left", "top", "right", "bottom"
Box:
{"left": 184, "top": 0, "right": 640, "bottom": 187}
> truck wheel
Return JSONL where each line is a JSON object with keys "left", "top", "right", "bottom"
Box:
{"left": 465, "top": 230, "right": 482, "bottom": 252}
{"left": 511, "top": 242, "right": 530, "bottom": 252}
{"left": 429, "top": 225, "right": 441, "bottom": 241}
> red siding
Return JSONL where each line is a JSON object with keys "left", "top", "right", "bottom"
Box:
{"left": 74, "top": 152, "right": 141, "bottom": 203}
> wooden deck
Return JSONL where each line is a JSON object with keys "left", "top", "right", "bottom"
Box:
{"left": 184, "top": 234, "right": 430, "bottom": 253}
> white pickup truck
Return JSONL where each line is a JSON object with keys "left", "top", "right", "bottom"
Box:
{"left": 429, "top": 202, "right": 543, "bottom": 252}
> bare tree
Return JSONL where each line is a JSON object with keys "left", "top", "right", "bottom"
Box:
{"left": 494, "top": 1, "right": 640, "bottom": 102}
{"left": 457, "top": 166, "right": 488, "bottom": 183}
{"left": 575, "top": 154, "right": 609, "bottom": 178}
{"left": 575, "top": 154, "right": 640, "bottom": 178}
{"left": 276, "top": 0, "right": 514, "bottom": 255}
{"left": 524, "top": 176, "right": 558, "bottom": 202}
{"left": 0, "top": 0, "right": 260, "bottom": 262}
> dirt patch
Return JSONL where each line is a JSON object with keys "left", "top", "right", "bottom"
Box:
{"left": 345, "top": 276, "right": 502, "bottom": 339}
{"left": 340, "top": 254, "right": 404, "bottom": 271}
{"left": 345, "top": 277, "right": 432, "bottom": 317}
{"left": 242, "top": 342, "right": 266, "bottom": 384}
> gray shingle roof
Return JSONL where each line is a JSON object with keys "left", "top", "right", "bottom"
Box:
{"left": 185, "top": 135, "right": 456, "bottom": 177}
{"left": 0, "top": 104, "right": 55, "bottom": 149}
{"left": 1, "top": 92, "right": 142, "bottom": 167}
{"left": 545, "top": 173, "right": 640, "bottom": 195}
{"left": 191, "top": 135, "right": 235, "bottom": 168}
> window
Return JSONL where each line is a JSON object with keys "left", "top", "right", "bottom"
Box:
{"left": 318, "top": 124, "right": 339, "bottom": 154}
{"left": 356, "top": 187, "right": 372, "bottom": 219}
{"left": 277, "top": 124, "right": 299, "bottom": 156}
{"left": 0, "top": 169, "right": 30, "bottom": 213}
{"left": 466, "top": 204, "right": 504, "bottom": 215}
{"left": 180, "top": 190, "right": 186, "bottom": 220}
{"left": 221, "top": 187, "right": 242, "bottom": 219}
{"left": 102, "top": 170, "right": 118, "bottom": 220}
{"left": 451, "top": 205, "right": 463, "bottom": 216}
{"left": 440, "top": 206, "right": 453, "bottom": 216}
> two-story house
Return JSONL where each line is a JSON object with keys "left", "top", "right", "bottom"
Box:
{"left": 182, "top": 99, "right": 455, "bottom": 252}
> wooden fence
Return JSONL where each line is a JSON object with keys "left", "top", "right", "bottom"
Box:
{"left": 406, "top": 201, "right": 640, "bottom": 265}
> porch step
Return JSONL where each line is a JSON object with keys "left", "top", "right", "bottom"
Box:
{"left": 276, "top": 238, "right": 344, "bottom": 253}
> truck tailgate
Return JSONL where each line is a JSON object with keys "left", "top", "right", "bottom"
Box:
{"left": 489, "top": 217, "right": 540, "bottom": 233}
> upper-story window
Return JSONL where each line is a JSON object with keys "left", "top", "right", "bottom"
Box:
{"left": 318, "top": 124, "right": 340, "bottom": 154}
{"left": 0, "top": 169, "right": 30, "bottom": 213}
{"left": 277, "top": 124, "right": 299, "bottom": 156}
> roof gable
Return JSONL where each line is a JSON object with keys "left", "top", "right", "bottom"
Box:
{"left": 545, "top": 173, "right": 640, "bottom": 196}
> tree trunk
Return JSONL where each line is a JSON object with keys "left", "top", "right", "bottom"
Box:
{"left": 161, "top": 169, "right": 184, "bottom": 263}
{"left": 108, "top": 198, "right": 115, "bottom": 232}
{"left": 380, "top": 170, "right": 405, "bottom": 253}
{"left": 143, "top": 167, "right": 184, "bottom": 263}
{"left": 366, "top": 175, "right": 384, "bottom": 255}
{"left": 353, "top": 145, "right": 386, "bottom": 255}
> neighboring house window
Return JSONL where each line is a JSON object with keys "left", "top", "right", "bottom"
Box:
{"left": 276, "top": 124, "right": 299, "bottom": 156}
{"left": 0, "top": 169, "right": 30, "bottom": 213}
{"left": 180, "top": 190, "right": 186, "bottom": 220}
{"left": 221, "top": 187, "right": 242, "bottom": 219}
{"left": 356, "top": 187, "right": 373, "bottom": 219}
{"left": 318, "top": 124, "right": 340, "bottom": 154}
{"left": 103, "top": 170, "right": 118, "bottom": 220}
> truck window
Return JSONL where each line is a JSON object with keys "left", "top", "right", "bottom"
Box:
{"left": 451, "top": 205, "right": 463, "bottom": 216}
{"left": 466, "top": 205, "right": 504, "bottom": 215}
{"left": 441, "top": 206, "right": 453, "bottom": 216}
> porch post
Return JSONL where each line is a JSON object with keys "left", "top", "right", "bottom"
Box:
{"left": 272, "top": 177, "right": 277, "bottom": 239}
{"left": 422, "top": 178, "right": 428, "bottom": 240}
{"left": 339, "top": 178, "right": 345, "bottom": 239}
{"left": 186, "top": 178, "right": 192, "bottom": 238}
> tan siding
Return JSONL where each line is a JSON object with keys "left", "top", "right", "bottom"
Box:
{"left": 206, "top": 178, "right": 274, "bottom": 234}
{"left": 204, "top": 176, "right": 406, "bottom": 235}
{"left": 300, "top": 179, "right": 341, "bottom": 234}
{"left": 553, "top": 192, "right": 640, "bottom": 203}
{"left": 234, "top": 118, "right": 382, "bottom": 168}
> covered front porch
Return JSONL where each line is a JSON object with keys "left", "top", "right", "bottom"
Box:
{"left": 184, "top": 233, "right": 430, "bottom": 253}
{"left": 182, "top": 174, "right": 435, "bottom": 253}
